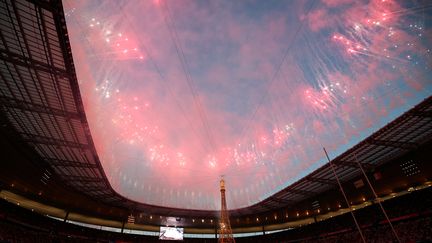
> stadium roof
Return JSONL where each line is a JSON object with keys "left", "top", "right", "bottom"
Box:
{"left": 0, "top": 0, "right": 431, "bottom": 219}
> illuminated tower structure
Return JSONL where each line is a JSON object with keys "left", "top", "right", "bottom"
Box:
{"left": 218, "top": 178, "right": 235, "bottom": 243}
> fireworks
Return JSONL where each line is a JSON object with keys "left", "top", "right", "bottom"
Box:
{"left": 64, "top": 0, "right": 432, "bottom": 210}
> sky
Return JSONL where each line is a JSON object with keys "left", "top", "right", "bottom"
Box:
{"left": 63, "top": 0, "right": 432, "bottom": 210}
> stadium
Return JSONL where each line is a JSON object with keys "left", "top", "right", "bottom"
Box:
{"left": 0, "top": 0, "right": 431, "bottom": 242}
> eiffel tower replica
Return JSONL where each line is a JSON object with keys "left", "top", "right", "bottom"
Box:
{"left": 218, "top": 178, "right": 235, "bottom": 243}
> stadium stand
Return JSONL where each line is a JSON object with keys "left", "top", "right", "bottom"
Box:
{"left": 1, "top": 186, "right": 431, "bottom": 242}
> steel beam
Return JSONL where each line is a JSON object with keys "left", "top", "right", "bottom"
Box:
{"left": 48, "top": 159, "right": 98, "bottom": 169}
{"left": 0, "top": 97, "right": 80, "bottom": 120}
{"left": 269, "top": 197, "right": 294, "bottom": 204}
{"left": 410, "top": 110, "right": 432, "bottom": 118}
{"left": 368, "top": 139, "right": 417, "bottom": 150}
{"left": 334, "top": 160, "right": 359, "bottom": 168}
{"left": 66, "top": 176, "right": 104, "bottom": 184}
{"left": 283, "top": 188, "right": 314, "bottom": 196}
{"left": 25, "top": 0, "right": 60, "bottom": 13}
{"left": 21, "top": 134, "right": 89, "bottom": 149}
{"left": 306, "top": 176, "right": 337, "bottom": 186}
{"left": 260, "top": 203, "right": 274, "bottom": 210}
{"left": 0, "top": 48, "right": 70, "bottom": 79}
{"left": 72, "top": 185, "right": 108, "bottom": 193}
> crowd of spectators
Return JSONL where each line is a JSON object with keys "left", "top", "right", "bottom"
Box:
{"left": 237, "top": 186, "right": 432, "bottom": 243}
{"left": 0, "top": 187, "right": 431, "bottom": 243}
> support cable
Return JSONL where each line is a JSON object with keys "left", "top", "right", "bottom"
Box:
{"left": 354, "top": 153, "right": 401, "bottom": 243}
{"left": 323, "top": 147, "right": 366, "bottom": 243}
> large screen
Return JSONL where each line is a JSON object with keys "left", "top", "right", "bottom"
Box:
{"left": 159, "top": 226, "right": 184, "bottom": 240}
